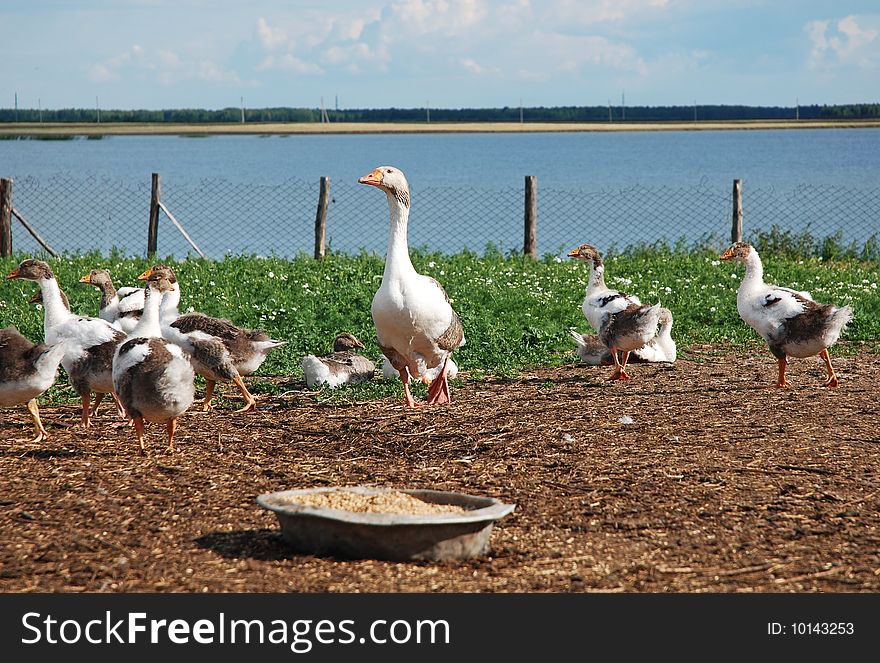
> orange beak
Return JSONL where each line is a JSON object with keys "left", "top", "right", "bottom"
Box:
{"left": 358, "top": 169, "right": 384, "bottom": 187}
{"left": 79, "top": 273, "right": 92, "bottom": 283}
{"left": 136, "top": 268, "right": 152, "bottom": 281}
{"left": 719, "top": 248, "right": 734, "bottom": 260}
{"left": 566, "top": 248, "right": 580, "bottom": 258}
{"left": 6, "top": 268, "right": 20, "bottom": 280}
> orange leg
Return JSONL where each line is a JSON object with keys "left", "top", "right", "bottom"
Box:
{"left": 820, "top": 348, "right": 839, "bottom": 388}
{"left": 26, "top": 398, "right": 48, "bottom": 444}
{"left": 90, "top": 392, "right": 105, "bottom": 418}
{"left": 426, "top": 357, "right": 452, "bottom": 405}
{"left": 231, "top": 374, "right": 257, "bottom": 413}
{"left": 398, "top": 367, "right": 422, "bottom": 408}
{"left": 132, "top": 416, "right": 147, "bottom": 455}
{"left": 165, "top": 418, "right": 178, "bottom": 454}
{"left": 607, "top": 347, "right": 631, "bottom": 381}
{"left": 202, "top": 379, "right": 216, "bottom": 412}
{"left": 80, "top": 393, "right": 93, "bottom": 427}
{"left": 774, "top": 356, "right": 792, "bottom": 388}
{"left": 111, "top": 391, "right": 127, "bottom": 419}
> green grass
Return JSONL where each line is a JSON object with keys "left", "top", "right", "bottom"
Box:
{"left": 2, "top": 246, "right": 878, "bottom": 404}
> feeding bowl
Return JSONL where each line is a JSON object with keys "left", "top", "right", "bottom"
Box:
{"left": 256, "top": 485, "right": 516, "bottom": 561}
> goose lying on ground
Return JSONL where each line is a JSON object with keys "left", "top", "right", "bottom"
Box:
{"left": 113, "top": 271, "right": 194, "bottom": 454}
{"left": 0, "top": 327, "right": 66, "bottom": 444}
{"left": 7, "top": 259, "right": 127, "bottom": 426}
{"left": 79, "top": 268, "right": 144, "bottom": 333}
{"left": 358, "top": 165, "right": 465, "bottom": 407}
{"left": 138, "top": 264, "right": 286, "bottom": 412}
{"left": 720, "top": 242, "right": 853, "bottom": 388}
{"left": 302, "top": 332, "right": 376, "bottom": 389}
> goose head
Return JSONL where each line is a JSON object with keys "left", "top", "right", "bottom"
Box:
{"left": 566, "top": 243, "right": 604, "bottom": 272}
{"left": 333, "top": 332, "right": 365, "bottom": 352}
{"left": 6, "top": 258, "right": 54, "bottom": 282}
{"left": 358, "top": 166, "right": 410, "bottom": 208}
{"left": 137, "top": 264, "right": 177, "bottom": 283}
{"left": 79, "top": 268, "right": 114, "bottom": 290}
{"left": 720, "top": 242, "right": 753, "bottom": 263}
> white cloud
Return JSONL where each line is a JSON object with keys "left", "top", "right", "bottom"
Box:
{"left": 258, "top": 54, "right": 323, "bottom": 75}
{"left": 807, "top": 15, "right": 879, "bottom": 68}
{"left": 256, "top": 17, "right": 287, "bottom": 50}
{"left": 89, "top": 43, "right": 244, "bottom": 86}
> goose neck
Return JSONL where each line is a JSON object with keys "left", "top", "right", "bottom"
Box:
{"left": 131, "top": 286, "right": 163, "bottom": 338}
{"left": 384, "top": 192, "right": 416, "bottom": 279}
{"left": 39, "top": 277, "right": 72, "bottom": 330}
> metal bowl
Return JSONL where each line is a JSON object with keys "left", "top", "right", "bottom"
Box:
{"left": 256, "top": 485, "right": 516, "bottom": 561}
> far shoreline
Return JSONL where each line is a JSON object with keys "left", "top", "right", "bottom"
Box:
{"left": 2, "top": 118, "right": 880, "bottom": 137}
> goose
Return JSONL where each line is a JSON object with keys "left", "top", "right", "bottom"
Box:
{"left": 138, "top": 264, "right": 286, "bottom": 412}
{"left": 720, "top": 242, "right": 853, "bottom": 388}
{"left": 381, "top": 355, "right": 459, "bottom": 381}
{"left": 628, "top": 307, "right": 676, "bottom": 363}
{"left": 358, "top": 165, "right": 465, "bottom": 407}
{"left": 112, "top": 271, "right": 194, "bottom": 454}
{"left": 7, "top": 259, "right": 127, "bottom": 426}
{"left": 79, "top": 268, "right": 144, "bottom": 333}
{"left": 598, "top": 301, "right": 663, "bottom": 381}
{"left": 567, "top": 243, "right": 643, "bottom": 332}
{"left": 0, "top": 327, "right": 66, "bottom": 444}
{"left": 302, "top": 332, "right": 376, "bottom": 389}
{"left": 569, "top": 331, "right": 613, "bottom": 365}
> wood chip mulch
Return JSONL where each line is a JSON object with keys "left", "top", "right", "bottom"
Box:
{"left": 2, "top": 345, "right": 879, "bottom": 593}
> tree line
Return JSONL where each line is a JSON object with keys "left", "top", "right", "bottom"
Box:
{"left": 1, "top": 103, "right": 878, "bottom": 124}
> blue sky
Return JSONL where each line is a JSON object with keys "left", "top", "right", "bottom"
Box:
{"left": 3, "top": 1, "right": 879, "bottom": 110}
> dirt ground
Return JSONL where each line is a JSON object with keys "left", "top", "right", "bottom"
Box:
{"left": 2, "top": 345, "right": 879, "bottom": 593}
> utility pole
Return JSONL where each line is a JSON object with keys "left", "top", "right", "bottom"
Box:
{"left": 796, "top": 97, "right": 800, "bottom": 120}
{"left": 621, "top": 90, "right": 625, "bottom": 121}
{"left": 96, "top": 96, "right": 100, "bottom": 123}
{"left": 426, "top": 101, "right": 430, "bottom": 123}
{"left": 38, "top": 98, "right": 42, "bottom": 123}
{"left": 14, "top": 92, "right": 18, "bottom": 122}
{"left": 240, "top": 96, "right": 245, "bottom": 123}
{"left": 519, "top": 98, "right": 523, "bottom": 123}
{"left": 693, "top": 100, "right": 697, "bottom": 122}
{"left": 608, "top": 99, "right": 612, "bottom": 123}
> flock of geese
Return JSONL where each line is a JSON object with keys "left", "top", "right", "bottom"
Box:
{"left": 1, "top": 165, "right": 855, "bottom": 453}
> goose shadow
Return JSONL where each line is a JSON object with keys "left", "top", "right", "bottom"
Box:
{"left": 194, "top": 528, "right": 300, "bottom": 561}
{"left": 0, "top": 448, "right": 80, "bottom": 459}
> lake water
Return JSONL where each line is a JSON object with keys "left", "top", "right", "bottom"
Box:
{"left": 2, "top": 128, "right": 878, "bottom": 258}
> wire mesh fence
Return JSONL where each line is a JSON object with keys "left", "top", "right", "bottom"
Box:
{"left": 3, "top": 173, "right": 879, "bottom": 260}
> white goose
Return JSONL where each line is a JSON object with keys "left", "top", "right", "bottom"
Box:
{"left": 1, "top": 326, "right": 66, "bottom": 444}
{"left": 567, "top": 243, "right": 643, "bottom": 332}
{"left": 79, "top": 268, "right": 145, "bottom": 333}
{"left": 566, "top": 244, "right": 663, "bottom": 380}
{"left": 112, "top": 271, "right": 194, "bottom": 454}
{"left": 358, "top": 166, "right": 465, "bottom": 407}
{"left": 302, "top": 332, "right": 376, "bottom": 389}
{"left": 7, "top": 259, "right": 127, "bottom": 426}
{"left": 720, "top": 242, "right": 853, "bottom": 388}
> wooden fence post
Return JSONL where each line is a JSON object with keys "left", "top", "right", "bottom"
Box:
{"left": 731, "top": 178, "right": 743, "bottom": 243}
{"left": 314, "top": 176, "right": 330, "bottom": 260}
{"left": 523, "top": 175, "right": 537, "bottom": 259}
{"left": 148, "top": 172, "right": 161, "bottom": 258}
{"left": 0, "top": 178, "right": 12, "bottom": 257}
